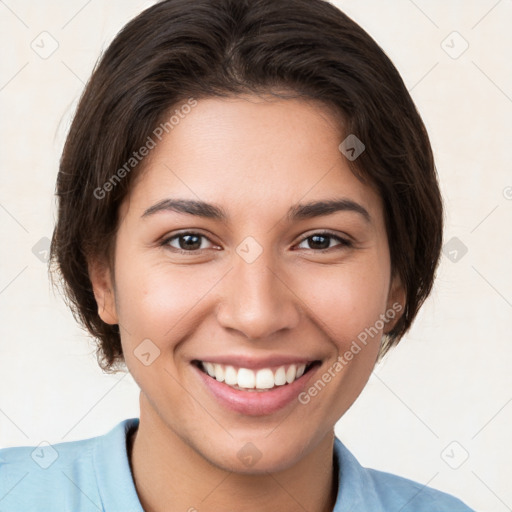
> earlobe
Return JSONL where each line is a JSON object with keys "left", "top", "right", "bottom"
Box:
{"left": 384, "top": 274, "right": 406, "bottom": 333}
{"left": 88, "top": 259, "right": 118, "bottom": 325}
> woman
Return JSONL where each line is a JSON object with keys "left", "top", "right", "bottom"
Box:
{"left": 0, "top": 0, "right": 476, "bottom": 510}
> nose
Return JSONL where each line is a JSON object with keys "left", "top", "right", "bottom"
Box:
{"left": 215, "top": 247, "right": 301, "bottom": 340}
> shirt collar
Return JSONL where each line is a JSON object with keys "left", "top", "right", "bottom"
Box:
{"left": 93, "top": 417, "right": 144, "bottom": 512}
{"left": 332, "top": 436, "right": 366, "bottom": 510}
{"left": 95, "top": 418, "right": 363, "bottom": 511}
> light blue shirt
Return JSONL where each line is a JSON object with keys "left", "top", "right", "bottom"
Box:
{"left": 0, "top": 417, "right": 475, "bottom": 511}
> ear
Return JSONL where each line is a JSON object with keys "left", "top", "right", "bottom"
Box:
{"left": 88, "top": 258, "right": 118, "bottom": 325}
{"left": 384, "top": 273, "right": 406, "bottom": 334}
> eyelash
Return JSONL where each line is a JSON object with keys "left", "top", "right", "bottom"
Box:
{"left": 160, "top": 230, "right": 353, "bottom": 255}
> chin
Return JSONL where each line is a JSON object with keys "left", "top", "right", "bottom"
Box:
{"left": 200, "top": 432, "right": 315, "bottom": 475}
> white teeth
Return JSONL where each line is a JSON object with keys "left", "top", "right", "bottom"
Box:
{"left": 286, "top": 364, "right": 297, "bottom": 384}
{"left": 204, "top": 362, "right": 215, "bottom": 377}
{"left": 237, "top": 368, "right": 256, "bottom": 389}
{"left": 224, "top": 365, "right": 238, "bottom": 386}
{"left": 200, "top": 361, "right": 311, "bottom": 390}
{"left": 213, "top": 363, "right": 225, "bottom": 382}
{"left": 255, "top": 369, "right": 275, "bottom": 389}
{"left": 274, "top": 366, "right": 287, "bottom": 386}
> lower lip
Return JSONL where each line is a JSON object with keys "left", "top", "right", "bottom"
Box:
{"left": 193, "top": 364, "right": 320, "bottom": 416}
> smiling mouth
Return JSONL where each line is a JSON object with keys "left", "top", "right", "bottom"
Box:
{"left": 193, "top": 360, "right": 321, "bottom": 392}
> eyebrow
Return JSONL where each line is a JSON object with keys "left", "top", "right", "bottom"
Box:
{"left": 141, "top": 197, "right": 371, "bottom": 223}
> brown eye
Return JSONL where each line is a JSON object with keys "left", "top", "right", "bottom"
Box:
{"left": 296, "top": 232, "right": 351, "bottom": 252}
{"left": 162, "top": 232, "right": 215, "bottom": 253}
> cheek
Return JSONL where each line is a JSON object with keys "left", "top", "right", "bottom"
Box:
{"left": 114, "top": 258, "right": 220, "bottom": 344}
{"left": 114, "top": 262, "right": 211, "bottom": 393}
{"left": 294, "top": 259, "right": 390, "bottom": 351}
{"left": 292, "top": 260, "right": 391, "bottom": 421}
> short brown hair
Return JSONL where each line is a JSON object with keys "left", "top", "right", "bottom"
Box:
{"left": 49, "top": 0, "right": 443, "bottom": 373}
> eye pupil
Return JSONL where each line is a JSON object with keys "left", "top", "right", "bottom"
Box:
{"left": 168, "top": 232, "right": 344, "bottom": 254}
{"left": 309, "top": 235, "right": 330, "bottom": 250}
{"left": 180, "top": 234, "right": 201, "bottom": 250}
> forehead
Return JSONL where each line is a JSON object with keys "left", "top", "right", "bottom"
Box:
{"left": 122, "top": 95, "right": 383, "bottom": 224}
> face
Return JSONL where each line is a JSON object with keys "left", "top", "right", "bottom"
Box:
{"left": 91, "top": 94, "right": 404, "bottom": 473}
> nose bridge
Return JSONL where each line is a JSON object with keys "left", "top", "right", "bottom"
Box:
{"left": 216, "top": 238, "right": 300, "bottom": 339}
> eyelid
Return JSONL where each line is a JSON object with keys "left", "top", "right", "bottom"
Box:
{"left": 161, "top": 230, "right": 219, "bottom": 252}
{"left": 294, "top": 230, "right": 352, "bottom": 250}
{"left": 161, "top": 229, "right": 352, "bottom": 254}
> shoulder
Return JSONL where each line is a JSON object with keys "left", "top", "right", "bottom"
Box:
{"left": 363, "top": 467, "right": 475, "bottom": 511}
{"left": 0, "top": 417, "right": 140, "bottom": 512}
{"left": 0, "top": 433, "right": 98, "bottom": 511}
{"left": 333, "top": 437, "right": 476, "bottom": 512}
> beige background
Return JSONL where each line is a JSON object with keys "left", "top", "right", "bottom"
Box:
{"left": 1, "top": 1, "right": 511, "bottom": 510}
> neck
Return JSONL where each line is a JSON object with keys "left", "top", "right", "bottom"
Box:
{"left": 127, "top": 396, "right": 338, "bottom": 512}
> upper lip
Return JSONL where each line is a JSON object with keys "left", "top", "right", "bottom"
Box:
{"left": 192, "top": 355, "right": 321, "bottom": 370}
